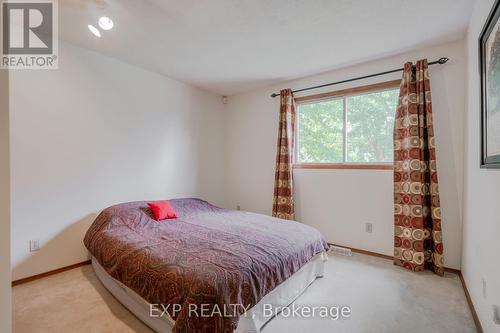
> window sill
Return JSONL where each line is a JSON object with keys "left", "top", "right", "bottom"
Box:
{"left": 293, "top": 163, "right": 394, "bottom": 170}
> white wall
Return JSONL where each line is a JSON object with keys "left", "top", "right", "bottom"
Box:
{"left": 9, "top": 41, "right": 225, "bottom": 280}
{"left": 0, "top": 68, "right": 12, "bottom": 332}
{"left": 463, "top": 0, "right": 500, "bottom": 331}
{"left": 225, "top": 40, "right": 465, "bottom": 269}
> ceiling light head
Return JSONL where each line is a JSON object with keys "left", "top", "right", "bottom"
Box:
{"left": 98, "top": 16, "right": 114, "bottom": 30}
{"left": 88, "top": 24, "right": 101, "bottom": 37}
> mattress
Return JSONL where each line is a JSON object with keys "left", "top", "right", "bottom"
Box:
{"left": 92, "top": 252, "right": 327, "bottom": 333}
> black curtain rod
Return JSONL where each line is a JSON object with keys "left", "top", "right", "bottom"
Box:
{"left": 270, "top": 57, "right": 449, "bottom": 98}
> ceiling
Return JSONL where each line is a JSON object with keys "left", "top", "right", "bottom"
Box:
{"left": 59, "top": 0, "right": 475, "bottom": 96}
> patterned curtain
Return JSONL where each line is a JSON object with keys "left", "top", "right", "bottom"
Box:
{"left": 272, "top": 89, "right": 296, "bottom": 220}
{"left": 393, "top": 59, "right": 444, "bottom": 276}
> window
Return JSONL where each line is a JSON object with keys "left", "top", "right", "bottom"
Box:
{"left": 295, "top": 81, "right": 399, "bottom": 169}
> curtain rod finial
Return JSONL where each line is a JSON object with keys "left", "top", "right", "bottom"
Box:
{"left": 438, "top": 57, "right": 449, "bottom": 64}
{"left": 271, "top": 93, "right": 280, "bottom": 98}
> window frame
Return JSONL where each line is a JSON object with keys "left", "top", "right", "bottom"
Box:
{"left": 294, "top": 79, "right": 400, "bottom": 170}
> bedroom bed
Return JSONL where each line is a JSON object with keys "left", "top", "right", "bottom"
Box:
{"left": 84, "top": 198, "right": 328, "bottom": 333}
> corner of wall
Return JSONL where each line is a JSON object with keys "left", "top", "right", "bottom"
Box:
{"left": 0, "top": 68, "right": 12, "bottom": 333}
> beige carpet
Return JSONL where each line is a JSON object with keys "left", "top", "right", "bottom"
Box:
{"left": 13, "top": 253, "right": 477, "bottom": 333}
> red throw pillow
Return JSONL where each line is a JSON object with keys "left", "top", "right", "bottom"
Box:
{"left": 147, "top": 200, "right": 178, "bottom": 221}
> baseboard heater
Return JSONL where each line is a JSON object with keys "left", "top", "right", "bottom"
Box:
{"left": 328, "top": 244, "right": 353, "bottom": 256}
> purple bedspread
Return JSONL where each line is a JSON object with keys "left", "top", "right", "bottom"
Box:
{"left": 84, "top": 198, "right": 328, "bottom": 333}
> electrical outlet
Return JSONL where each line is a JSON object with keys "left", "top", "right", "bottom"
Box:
{"left": 482, "top": 278, "right": 487, "bottom": 298}
{"left": 365, "top": 223, "right": 373, "bottom": 233}
{"left": 29, "top": 239, "right": 40, "bottom": 252}
{"left": 493, "top": 305, "right": 500, "bottom": 325}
